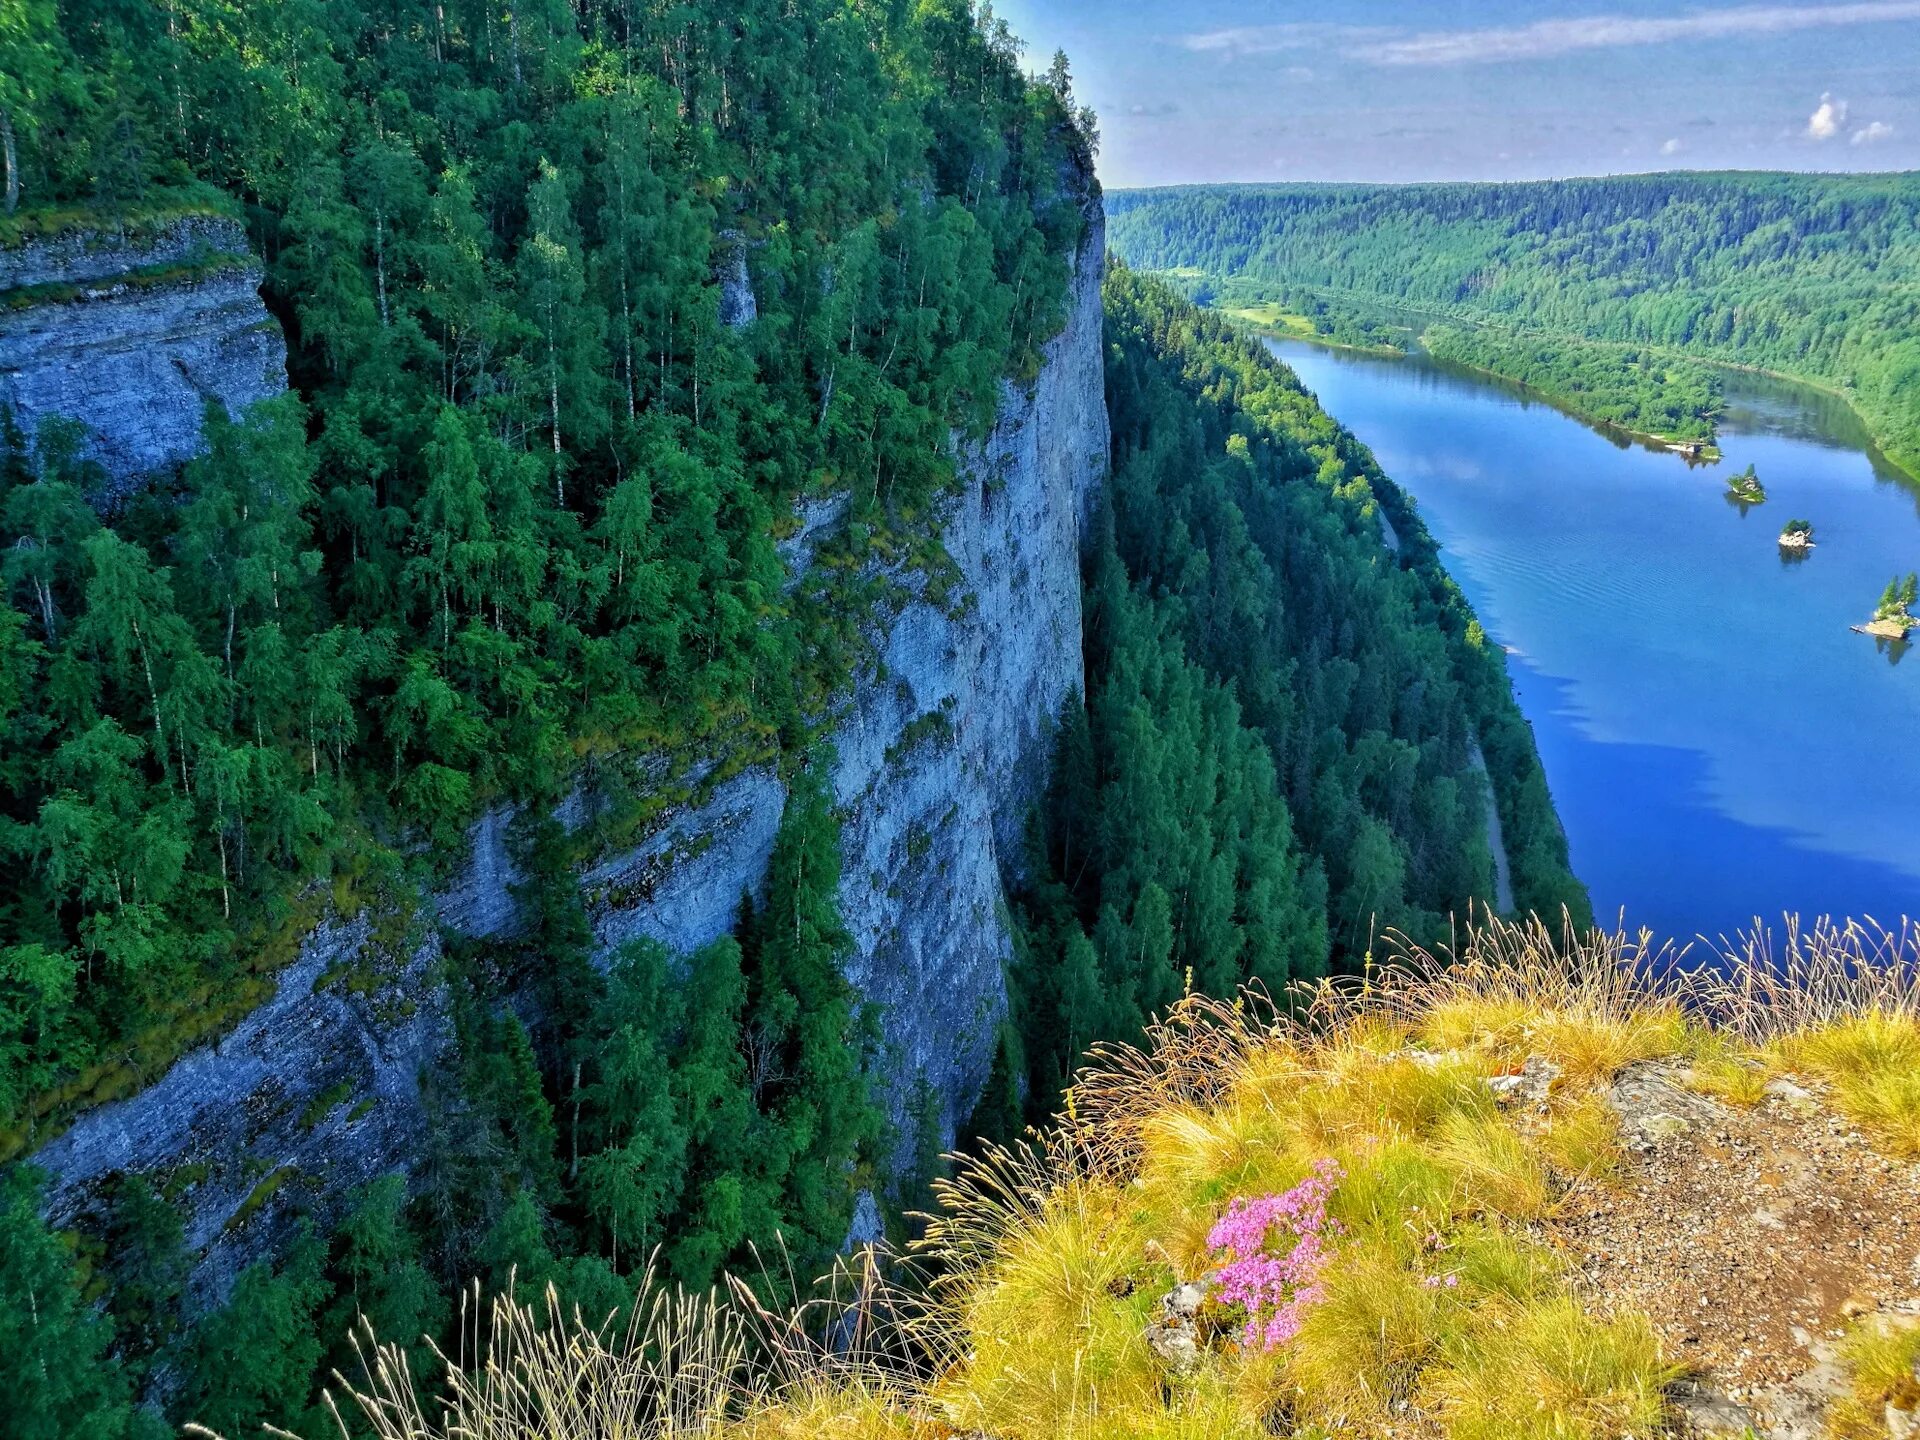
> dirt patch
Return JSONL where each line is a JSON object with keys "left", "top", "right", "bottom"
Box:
{"left": 1543, "top": 1062, "right": 1920, "bottom": 1430}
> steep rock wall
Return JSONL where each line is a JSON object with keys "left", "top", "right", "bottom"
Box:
{"left": 29, "top": 213, "right": 1107, "bottom": 1285}
{"left": 0, "top": 216, "right": 286, "bottom": 505}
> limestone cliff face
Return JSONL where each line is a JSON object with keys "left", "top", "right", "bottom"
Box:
{"left": 830, "top": 206, "right": 1109, "bottom": 1149}
{"left": 0, "top": 216, "right": 286, "bottom": 505}
{"left": 30, "top": 211, "right": 1108, "bottom": 1287}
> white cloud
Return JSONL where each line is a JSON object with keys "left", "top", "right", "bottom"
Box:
{"left": 1178, "top": 23, "right": 1383, "bottom": 56}
{"left": 1178, "top": 3, "right": 1920, "bottom": 66}
{"left": 1852, "top": 119, "right": 1896, "bottom": 145}
{"left": 1661, "top": 137, "right": 1684, "bottom": 155}
{"left": 1808, "top": 92, "right": 1848, "bottom": 140}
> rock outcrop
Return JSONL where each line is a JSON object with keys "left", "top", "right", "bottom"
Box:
{"left": 0, "top": 215, "right": 286, "bottom": 505}
{"left": 29, "top": 209, "right": 1108, "bottom": 1287}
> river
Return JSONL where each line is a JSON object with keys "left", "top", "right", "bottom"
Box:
{"left": 1262, "top": 334, "right": 1920, "bottom": 943}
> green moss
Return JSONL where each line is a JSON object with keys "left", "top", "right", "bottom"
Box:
{"left": 298, "top": 1082, "right": 354, "bottom": 1131}
{"left": 0, "top": 251, "right": 255, "bottom": 308}
{"left": 225, "top": 1165, "right": 296, "bottom": 1232}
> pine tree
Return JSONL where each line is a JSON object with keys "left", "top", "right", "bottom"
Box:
{"left": 0, "top": 1168, "right": 154, "bottom": 1440}
{"left": 749, "top": 758, "right": 879, "bottom": 1263}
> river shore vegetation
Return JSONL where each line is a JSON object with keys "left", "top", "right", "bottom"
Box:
{"left": 1109, "top": 173, "right": 1920, "bottom": 479}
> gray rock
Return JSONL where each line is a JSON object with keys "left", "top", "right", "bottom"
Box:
{"left": 1488, "top": 1054, "right": 1561, "bottom": 1108}
{"left": 1145, "top": 1280, "right": 1209, "bottom": 1374}
{"left": 843, "top": 1190, "right": 884, "bottom": 1253}
{"left": 0, "top": 217, "right": 286, "bottom": 506}
{"left": 31, "top": 912, "right": 448, "bottom": 1303}
{"left": 829, "top": 211, "right": 1107, "bottom": 1161}
{"left": 1764, "top": 1076, "right": 1820, "bottom": 1117}
{"left": 0, "top": 214, "right": 252, "bottom": 289}
{"left": 1606, "top": 1061, "right": 1731, "bottom": 1152}
{"left": 1669, "top": 1378, "right": 1756, "bottom": 1436}
{"left": 717, "top": 231, "right": 757, "bottom": 329}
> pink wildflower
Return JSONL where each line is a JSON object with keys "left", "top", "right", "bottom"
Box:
{"left": 1206, "top": 1158, "right": 1344, "bottom": 1350}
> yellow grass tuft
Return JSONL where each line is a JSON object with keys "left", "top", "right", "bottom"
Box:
{"left": 1825, "top": 1313, "right": 1920, "bottom": 1439}
{"left": 1423, "top": 1295, "right": 1675, "bottom": 1440}
{"left": 1776, "top": 1012, "right": 1920, "bottom": 1156}
{"left": 1538, "top": 1091, "right": 1624, "bottom": 1182}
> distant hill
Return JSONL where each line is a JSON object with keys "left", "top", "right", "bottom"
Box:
{"left": 1108, "top": 172, "right": 1920, "bottom": 478}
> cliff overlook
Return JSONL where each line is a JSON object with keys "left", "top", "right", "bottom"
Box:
{"left": 1, "top": 4, "right": 1590, "bottom": 1437}
{"left": 282, "top": 918, "right": 1920, "bottom": 1440}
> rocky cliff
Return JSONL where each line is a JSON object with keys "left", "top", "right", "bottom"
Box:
{"left": 0, "top": 215, "right": 286, "bottom": 505}
{"left": 30, "top": 212, "right": 1108, "bottom": 1293}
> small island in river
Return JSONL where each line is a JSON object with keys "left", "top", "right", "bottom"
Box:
{"left": 1779, "top": 518, "right": 1815, "bottom": 551}
{"left": 1854, "top": 572, "right": 1918, "bottom": 638}
{"left": 1726, "top": 463, "right": 1767, "bottom": 504}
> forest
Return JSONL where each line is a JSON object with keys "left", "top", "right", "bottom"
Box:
{"left": 1420, "top": 326, "right": 1721, "bottom": 447}
{"left": 1108, "top": 172, "right": 1920, "bottom": 476}
{"left": 0, "top": 259, "right": 1587, "bottom": 1439}
{"left": 0, "top": 0, "right": 1092, "bottom": 1433}
{"left": 0, "top": 0, "right": 1094, "bottom": 1149}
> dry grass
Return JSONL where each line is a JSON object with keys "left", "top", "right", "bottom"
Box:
{"left": 211, "top": 917, "right": 1920, "bottom": 1440}
{"left": 1775, "top": 1011, "right": 1920, "bottom": 1157}
{"left": 1422, "top": 1296, "right": 1675, "bottom": 1440}
{"left": 1825, "top": 1312, "right": 1920, "bottom": 1439}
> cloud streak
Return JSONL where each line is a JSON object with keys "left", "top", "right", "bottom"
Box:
{"left": 1181, "top": 3, "right": 1920, "bottom": 66}
{"left": 1852, "top": 119, "right": 1896, "bottom": 144}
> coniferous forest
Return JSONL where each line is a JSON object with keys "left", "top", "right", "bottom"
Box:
{"left": 0, "top": 4, "right": 1587, "bottom": 1436}
{"left": 1108, "top": 173, "right": 1920, "bottom": 474}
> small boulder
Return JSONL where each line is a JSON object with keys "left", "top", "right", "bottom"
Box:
{"left": 1145, "top": 1281, "right": 1209, "bottom": 1374}
{"left": 1669, "top": 1377, "right": 1756, "bottom": 1436}
{"left": 1607, "top": 1062, "right": 1732, "bottom": 1152}
{"left": 1489, "top": 1055, "right": 1561, "bottom": 1108}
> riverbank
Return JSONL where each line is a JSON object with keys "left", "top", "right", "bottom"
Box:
{"left": 1207, "top": 287, "right": 1914, "bottom": 486}
{"left": 1225, "top": 307, "right": 1726, "bottom": 461}
{"left": 1260, "top": 328, "right": 1920, "bottom": 940}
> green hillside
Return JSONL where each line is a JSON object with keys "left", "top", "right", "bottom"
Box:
{"left": 1109, "top": 172, "right": 1920, "bottom": 476}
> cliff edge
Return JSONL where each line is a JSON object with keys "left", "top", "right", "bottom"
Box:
{"left": 29, "top": 207, "right": 1109, "bottom": 1293}
{"left": 0, "top": 215, "right": 287, "bottom": 505}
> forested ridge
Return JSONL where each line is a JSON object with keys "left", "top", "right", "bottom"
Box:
{"left": 0, "top": 0, "right": 1093, "bottom": 1143}
{"left": 997, "top": 266, "right": 1588, "bottom": 1116}
{"left": 1109, "top": 172, "right": 1920, "bottom": 475}
{"left": 0, "top": 0, "right": 1095, "bottom": 1433}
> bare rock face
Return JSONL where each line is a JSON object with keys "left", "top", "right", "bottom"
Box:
{"left": 717, "top": 230, "right": 757, "bottom": 329}
{"left": 30, "top": 912, "right": 449, "bottom": 1304}
{"left": 0, "top": 216, "right": 287, "bottom": 506}
{"left": 828, "top": 209, "right": 1108, "bottom": 1157}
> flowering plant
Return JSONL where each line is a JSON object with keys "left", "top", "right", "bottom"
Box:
{"left": 1206, "top": 1159, "right": 1344, "bottom": 1349}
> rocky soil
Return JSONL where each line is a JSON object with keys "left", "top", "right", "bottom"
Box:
{"left": 1539, "top": 1060, "right": 1920, "bottom": 1438}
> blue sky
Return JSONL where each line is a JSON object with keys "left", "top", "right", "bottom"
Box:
{"left": 992, "top": 0, "right": 1920, "bottom": 187}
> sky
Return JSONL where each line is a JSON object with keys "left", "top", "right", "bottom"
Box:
{"left": 990, "top": 0, "right": 1920, "bottom": 188}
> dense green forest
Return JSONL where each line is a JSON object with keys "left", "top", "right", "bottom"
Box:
{"left": 0, "top": 0, "right": 1094, "bottom": 1148}
{"left": 1109, "top": 173, "right": 1920, "bottom": 475}
{"left": 0, "top": 254, "right": 1587, "bottom": 1440}
{"left": 999, "top": 267, "right": 1589, "bottom": 1112}
{"left": 1420, "top": 325, "right": 1721, "bottom": 447}
{"left": 0, "top": 0, "right": 1090, "bottom": 1431}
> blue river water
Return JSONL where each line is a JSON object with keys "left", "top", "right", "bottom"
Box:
{"left": 1263, "top": 335, "right": 1920, "bottom": 943}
